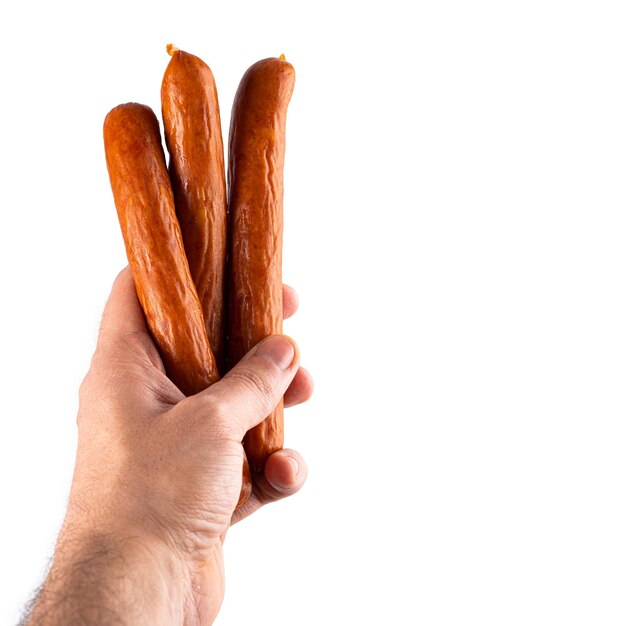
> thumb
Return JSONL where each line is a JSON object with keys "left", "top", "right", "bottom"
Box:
{"left": 198, "top": 335, "right": 300, "bottom": 436}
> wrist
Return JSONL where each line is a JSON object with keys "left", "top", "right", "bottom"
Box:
{"left": 27, "top": 526, "right": 192, "bottom": 626}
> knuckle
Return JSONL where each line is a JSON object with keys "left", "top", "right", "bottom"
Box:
{"left": 204, "top": 405, "right": 237, "bottom": 439}
{"left": 205, "top": 422, "right": 240, "bottom": 443}
{"left": 78, "top": 373, "right": 91, "bottom": 403}
{"left": 185, "top": 396, "right": 242, "bottom": 442}
{"left": 225, "top": 367, "right": 277, "bottom": 413}
{"left": 77, "top": 370, "right": 96, "bottom": 424}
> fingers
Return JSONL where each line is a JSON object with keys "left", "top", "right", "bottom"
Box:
{"left": 282, "top": 284, "right": 299, "bottom": 319}
{"left": 195, "top": 335, "right": 300, "bottom": 437}
{"left": 264, "top": 449, "right": 307, "bottom": 495}
{"left": 284, "top": 367, "right": 314, "bottom": 407}
{"left": 231, "top": 448, "right": 308, "bottom": 525}
{"left": 99, "top": 276, "right": 298, "bottom": 352}
{"left": 95, "top": 267, "right": 167, "bottom": 373}
{"left": 98, "top": 267, "right": 149, "bottom": 344}
{"left": 282, "top": 285, "right": 312, "bottom": 406}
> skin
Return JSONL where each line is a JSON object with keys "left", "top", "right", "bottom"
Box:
{"left": 24, "top": 268, "right": 313, "bottom": 626}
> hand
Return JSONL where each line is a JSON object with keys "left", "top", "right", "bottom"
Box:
{"left": 28, "top": 268, "right": 312, "bottom": 626}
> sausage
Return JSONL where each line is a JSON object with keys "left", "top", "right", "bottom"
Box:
{"left": 161, "top": 46, "right": 227, "bottom": 374}
{"left": 227, "top": 57, "right": 295, "bottom": 473}
{"left": 104, "top": 102, "right": 252, "bottom": 507}
{"left": 103, "top": 103, "right": 219, "bottom": 394}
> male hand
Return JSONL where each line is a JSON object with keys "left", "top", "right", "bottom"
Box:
{"left": 26, "top": 268, "right": 312, "bottom": 626}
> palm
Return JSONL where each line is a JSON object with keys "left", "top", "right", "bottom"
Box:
{"left": 96, "top": 274, "right": 311, "bottom": 530}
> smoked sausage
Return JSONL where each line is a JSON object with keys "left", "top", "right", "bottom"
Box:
{"left": 103, "top": 103, "right": 219, "bottom": 394}
{"left": 161, "top": 46, "right": 227, "bottom": 374}
{"left": 227, "top": 57, "right": 295, "bottom": 473}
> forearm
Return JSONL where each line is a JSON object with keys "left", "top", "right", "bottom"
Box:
{"left": 24, "top": 528, "right": 189, "bottom": 626}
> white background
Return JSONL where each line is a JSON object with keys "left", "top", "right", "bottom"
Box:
{"left": 1, "top": 1, "right": 616, "bottom": 624}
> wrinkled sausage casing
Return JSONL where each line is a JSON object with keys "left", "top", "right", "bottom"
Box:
{"left": 104, "top": 102, "right": 219, "bottom": 395}
{"left": 161, "top": 50, "right": 227, "bottom": 374}
{"left": 227, "top": 57, "right": 295, "bottom": 474}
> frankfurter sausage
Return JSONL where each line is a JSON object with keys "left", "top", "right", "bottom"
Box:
{"left": 227, "top": 57, "right": 295, "bottom": 473}
{"left": 161, "top": 46, "right": 227, "bottom": 374}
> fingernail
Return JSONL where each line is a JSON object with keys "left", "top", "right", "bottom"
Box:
{"left": 287, "top": 456, "right": 299, "bottom": 476}
{"left": 254, "top": 336, "right": 296, "bottom": 370}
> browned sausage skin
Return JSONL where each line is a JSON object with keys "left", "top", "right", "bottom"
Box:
{"left": 161, "top": 48, "right": 228, "bottom": 374}
{"left": 103, "top": 103, "right": 219, "bottom": 394}
{"left": 227, "top": 57, "right": 295, "bottom": 474}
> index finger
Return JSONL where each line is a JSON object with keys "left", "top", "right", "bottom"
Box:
{"left": 283, "top": 284, "right": 299, "bottom": 319}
